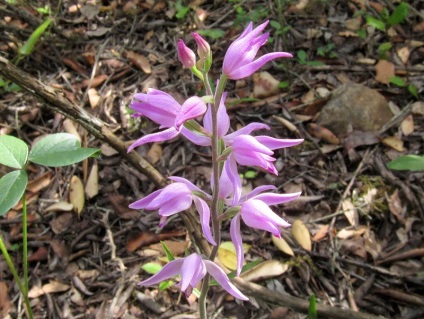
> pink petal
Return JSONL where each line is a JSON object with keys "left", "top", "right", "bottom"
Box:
{"left": 253, "top": 192, "right": 301, "bottom": 206}
{"left": 255, "top": 136, "right": 303, "bottom": 150}
{"left": 180, "top": 126, "right": 211, "bottom": 146}
{"left": 175, "top": 97, "right": 207, "bottom": 130}
{"left": 203, "top": 260, "right": 248, "bottom": 300}
{"left": 193, "top": 197, "right": 216, "bottom": 246}
{"left": 224, "top": 123, "right": 270, "bottom": 145}
{"left": 230, "top": 214, "right": 244, "bottom": 277}
{"left": 225, "top": 155, "right": 242, "bottom": 206}
{"left": 127, "top": 127, "right": 179, "bottom": 152}
{"left": 129, "top": 189, "right": 162, "bottom": 210}
{"left": 180, "top": 254, "right": 203, "bottom": 292}
{"left": 139, "top": 258, "right": 184, "bottom": 286}
{"left": 243, "top": 185, "right": 277, "bottom": 202}
{"left": 168, "top": 176, "right": 209, "bottom": 197}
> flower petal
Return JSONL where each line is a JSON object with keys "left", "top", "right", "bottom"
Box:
{"left": 255, "top": 136, "right": 303, "bottom": 150}
{"left": 168, "top": 176, "right": 209, "bottom": 197}
{"left": 128, "top": 127, "right": 179, "bottom": 152}
{"left": 193, "top": 197, "right": 216, "bottom": 245}
{"left": 139, "top": 258, "right": 184, "bottom": 286}
{"left": 204, "top": 260, "right": 249, "bottom": 300}
{"left": 242, "top": 185, "right": 277, "bottom": 202}
{"left": 129, "top": 189, "right": 162, "bottom": 210}
{"left": 175, "top": 97, "right": 207, "bottom": 130}
{"left": 253, "top": 192, "right": 301, "bottom": 206}
{"left": 180, "top": 126, "right": 211, "bottom": 146}
{"left": 230, "top": 214, "right": 244, "bottom": 277}
{"left": 225, "top": 155, "right": 242, "bottom": 206}
{"left": 223, "top": 123, "right": 270, "bottom": 145}
{"left": 180, "top": 253, "right": 203, "bottom": 292}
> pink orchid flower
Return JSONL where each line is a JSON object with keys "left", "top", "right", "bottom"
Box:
{"left": 129, "top": 177, "right": 215, "bottom": 245}
{"left": 223, "top": 21, "right": 292, "bottom": 80}
{"left": 128, "top": 89, "right": 206, "bottom": 152}
{"left": 177, "top": 39, "right": 196, "bottom": 68}
{"left": 229, "top": 186, "right": 301, "bottom": 275}
{"left": 139, "top": 253, "right": 248, "bottom": 300}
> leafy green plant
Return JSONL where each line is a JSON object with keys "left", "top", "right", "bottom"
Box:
{"left": 317, "top": 43, "right": 338, "bottom": 58}
{"left": 389, "top": 76, "right": 419, "bottom": 99}
{"left": 197, "top": 29, "right": 225, "bottom": 40}
{"left": 297, "top": 50, "right": 325, "bottom": 66}
{"left": 308, "top": 294, "right": 318, "bottom": 319}
{"left": 0, "top": 133, "right": 99, "bottom": 319}
{"left": 175, "top": 0, "right": 190, "bottom": 19}
{"left": 387, "top": 155, "right": 424, "bottom": 171}
{"left": 366, "top": 2, "right": 409, "bottom": 31}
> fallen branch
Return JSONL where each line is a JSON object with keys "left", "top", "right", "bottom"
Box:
{"left": 0, "top": 56, "right": 384, "bottom": 319}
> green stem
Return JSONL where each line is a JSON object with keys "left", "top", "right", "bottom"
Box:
{"left": 198, "top": 73, "right": 228, "bottom": 319}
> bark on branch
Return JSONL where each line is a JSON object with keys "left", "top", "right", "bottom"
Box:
{"left": 0, "top": 56, "right": 385, "bottom": 319}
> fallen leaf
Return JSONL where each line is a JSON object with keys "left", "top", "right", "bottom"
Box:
{"left": 375, "top": 60, "right": 395, "bottom": 84}
{"left": 26, "top": 171, "right": 52, "bottom": 194}
{"left": 108, "top": 194, "right": 139, "bottom": 219}
{"left": 87, "top": 88, "right": 100, "bottom": 108}
{"left": 308, "top": 123, "right": 340, "bottom": 144}
{"left": 44, "top": 201, "right": 74, "bottom": 213}
{"left": 217, "top": 241, "right": 251, "bottom": 270}
{"left": 146, "top": 143, "right": 163, "bottom": 165}
{"left": 28, "top": 281, "right": 70, "bottom": 298}
{"left": 50, "top": 212, "right": 74, "bottom": 234}
{"left": 0, "top": 282, "right": 11, "bottom": 317}
{"left": 85, "top": 160, "right": 98, "bottom": 199}
{"left": 126, "top": 230, "right": 186, "bottom": 252}
{"left": 28, "top": 246, "right": 48, "bottom": 262}
{"left": 272, "top": 236, "right": 294, "bottom": 256}
{"left": 387, "top": 189, "right": 404, "bottom": 223}
{"left": 382, "top": 136, "right": 405, "bottom": 152}
{"left": 252, "top": 71, "right": 280, "bottom": 98}
{"left": 81, "top": 74, "right": 108, "bottom": 88}
{"left": 312, "top": 224, "right": 329, "bottom": 242}
{"left": 69, "top": 175, "right": 85, "bottom": 216}
{"left": 291, "top": 220, "right": 311, "bottom": 251}
{"left": 342, "top": 199, "right": 358, "bottom": 227}
{"left": 126, "top": 51, "right": 152, "bottom": 74}
{"left": 337, "top": 226, "right": 367, "bottom": 239}
{"left": 63, "top": 119, "right": 81, "bottom": 142}
{"left": 400, "top": 115, "right": 414, "bottom": 136}
{"left": 149, "top": 240, "right": 188, "bottom": 257}
{"left": 49, "top": 240, "right": 69, "bottom": 259}
{"left": 345, "top": 15, "right": 363, "bottom": 31}
{"left": 411, "top": 101, "right": 424, "bottom": 116}
{"left": 272, "top": 115, "right": 299, "bottom": 134}
{"left": 241, "top": 260, "right": 289, "bottom": 282}
{"left": 397, "top": 47, "right": 410, "bottom": 64}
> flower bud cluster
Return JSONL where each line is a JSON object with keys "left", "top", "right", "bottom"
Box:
{"left": 128, "top": 21, "right": 302, "bottom": 304}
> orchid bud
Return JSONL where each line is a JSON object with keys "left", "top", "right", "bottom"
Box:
{"left": 192, "top": 32, "right": 212, "bottom": 72}
{"left": 177, "top": 39, "right": 196, "bottom": 68}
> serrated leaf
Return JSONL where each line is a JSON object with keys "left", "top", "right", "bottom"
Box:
{"left": 0, "top": 135, "right": 29, "bottom": 169}
{"left": 29, "top": 133, "right": 100, "bottom": 167}
{"left": 141, "top": 262, "right": 163, "bottom": 275}
{"left": 291, "top": 220, "right": 312, "bottom": 251}
{"left": 366, "top": 16, "right": 386, "bottom": 31}
{"left": 387, "top": 155, "right": 424, "bottom": 171}
{"left": 0, "top": 170, "right": 28, "bottom": 216}
{"left": 388, "top": 2, "right": 409, "bottom": 27}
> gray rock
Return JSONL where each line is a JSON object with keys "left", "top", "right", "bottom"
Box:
{"left": 317, "top": 83, "right": 392, "bottom": 137}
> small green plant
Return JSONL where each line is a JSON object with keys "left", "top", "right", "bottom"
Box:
{"left": 387, "top": 155, "right": 424, "bottom": 171}
{"left": 175, "top": 0, "right": 190, "bottom": 19}
{"left": 0, "top": 133, "right": 99, "bottom": 318}
{"left": 269, "top": 20, "right": 291, "bottom": 40}
{"left": 317, "top": 43, "right": 338, "bottom": 58}
{"left": 297, "top": 50, "right": 325, "bottom": 66}
{"left": 389, "top": 76, "right": 419, "bottom": 99}
{"left": 229, "top": 0, "right": 269, "bottom": 26}
{"left": 308, "top": 294, "right": 318, "bottom": 319}
{"left": 366, "top": 2, "right": 409, "bottom": 31}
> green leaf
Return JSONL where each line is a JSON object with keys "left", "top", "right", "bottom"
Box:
{"left": 306, "top": 60, "right": 325, "bottom": 66}
{"left": 377, "top": 42, "right": 392, "bottom": 58}
{"left": 278, "top": 81, "right": 289, "bottom": 89}
{"left": 0, "top": 135, "right": 29, "bottom": 169}
{"left": 159, "top": 280, "right": 174, "bottom": 291}
{"left": 270, "top": 20, "right": 281, "bottom": 30}
{"left": 387, "top": 155, "right": 424, "bottom": 171}
{"left": 408, "top": 84, "right": 418, "bottom": 99}
{"left": 366, "top": 16, "right": 386, "bottom": 31}
{"left": 141, "top": 262, "right": 163, "bottom": 274}
{"left": 244, "top": 170, "right": 258, "bottom": 179}
{"left": 196, "top": 29, "right": 225, "bottom": 40}
{"left": 161, "top": 241, "right": 175, "bottom": 262}
{"left": 297, "top": 50, "right": 307, "bottom": 62}
{"left": 308, "top": 294, "right": 318, "bottom": 319}
{"left": 0, "top": 170, "right": 28, "bottom": 216}
{"left": 389, "top": 76, "right": 406, "bottom": 87}
{"left": 388, "top": 2, "right": 409, "bottom": 27}
{"left": 175, "top": 0, "right": 190, "bottom": 19}
{"left": 29, "top": 133, "right": 100, "bottom": 167}
{"left": 18, "top": 18, "right": 53, "bottom": 57}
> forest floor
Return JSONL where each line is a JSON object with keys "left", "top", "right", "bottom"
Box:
{"left": 0, "top": 0, "right": 423, "bottom": 318}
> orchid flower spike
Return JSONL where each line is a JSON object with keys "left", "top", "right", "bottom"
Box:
{"left": 129, "top": 177, "right": 216, "bottom": 245}
{"left": 230, "top": 187, "right": 302, "bottom": 276}
{"left": 128, "top": 89, "right": 206, "bottom": 152}
{"left": 177, "top": 39, "right": 196, "bottom": 68}
{"left": 139, "top": 253, "right": 248, "bottom": 300}
{"left": 223, "top": 20, "right": 292, "bottom": 80}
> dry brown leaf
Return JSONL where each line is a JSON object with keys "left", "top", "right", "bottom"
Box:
{"left": 87, "top": 88, "right": 100, "bottom": 108}
{"left": 126, "top": 51, "right": 152, "bottom": 74}
{"left": 345, "top": 16, "right": 363, "bottom": 31}
{"left": 44, "top": 201, "right": 74, "bottom": 213}
{"left": 342, "top": 199, "right": 358, "bottom": 227}
{"left": 217, "top": 241, "right": 250, "bottom": 270}
{"left": 85, "top": 160, "right": 98, "bottom": 199}
{"left": 49, "top": 239, "right": 69, "bottom": 259}
{"left": 312, "top": 224, "right": 329, "bottom": 242}
{"left": 101, "top": 143, "right": 119, "bottom": 156}
{"left": 382, "top": 136, "right": 405, "bottom": 152}
{"left": 63, "top": 119, "right": 81, "bottom": 142}
{"left": 397, "top": 47, "right": 410, "bottom": 64}
{"left": 308, "top": 123, "right": 340, "bottom": 144}
{"left": 76, "top": 269, "right": 99, "bottom": 280}
{"left": 388, "top": 189, "right": 404, "bottom": 223}
{"left": 272, "top": 115, "right": 299, "bottom": 134}
{"left": 301, "top": 89, "right": 315, "bottom": 104}
{"left": 241, "top": 260, "right": 289, "bottom": 282}
{"left": 28, "top": 246, "right": 48, "bottom": 262}
{"left": 411, "top": 101, "right": 424, "bottom": 116}
{"left": 272, "top": 236, "right": 294, "bottom": 256}
{"left": 50, "top": 212, "right": 74, "bottom": 234}
{"left": 146, "top": 143, "right": 163, "bottom": 165}
{"left": 375, "top": 60, "right": 395, "bottom": 84}
{"left": 0, "top": 282, "right": 11, "bottom": 317}
{"left": 252, "top": 71, "right": 280, "bottom": 98}
{"left": 81, "top": 74, "right": 108, "bottom": 88}
{"left": 26, "top": 171, "right": 52, "bottom": 194}
{"left": 291, "top": 220, "right": 311, "bottom": 251}
{"left": 126, "top": 230, "right": 186, "bottom": 252}
{"left": 69, "top": 175, "right": 85, "bottom": 216}
{"left": 400, "top": 115, "right": 414, "bottom": 136}
{"left": 149, "top": 240, "right": 188, "bottom": 257}
{"left": 413, "top": 21, "right": 424, "bottom": 33}
{"left": 28, "top": 281, "right": 70, "bottom": 298}
{"left": 337, "top": 226, "right": 367, "bottom": 239}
